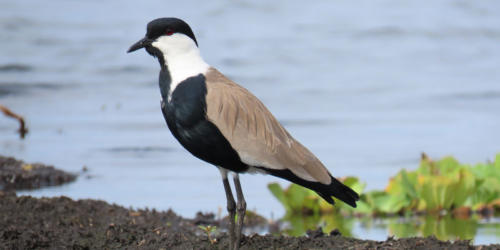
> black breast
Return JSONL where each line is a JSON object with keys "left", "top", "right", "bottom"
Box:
{"left": 160, "top": 73, "right": 248, "bottom": 173}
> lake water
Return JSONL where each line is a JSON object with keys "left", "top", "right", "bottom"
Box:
{"left": 1, "top": 0, "right": 499, "bottom": 244}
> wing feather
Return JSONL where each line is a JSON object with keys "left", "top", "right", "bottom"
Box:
{"left": 205, "top": 68, "right": 330, "bottom": 184}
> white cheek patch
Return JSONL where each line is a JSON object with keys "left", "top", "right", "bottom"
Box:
{"left": 152, "top": 34, "right": 210, "bottom": 101}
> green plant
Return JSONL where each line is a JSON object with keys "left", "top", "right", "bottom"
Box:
{"left": 268, "top": 153, "right": 500, "bottom": 216}
{"left": 198, "top": 225, "right": 218, "bottom": 244}
{"left": 381, "top": 153, "right": 500, "bottom": 214}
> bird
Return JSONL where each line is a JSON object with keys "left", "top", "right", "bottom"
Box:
{"left": 128, "top": 17, "right": 359, "bottom": 250}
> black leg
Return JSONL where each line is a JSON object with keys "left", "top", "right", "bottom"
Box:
{"left": 220, "top": 169, "right": 236, "bottom": 249}
{"left": 233, "top": 173, "right": 246, "bottom": 250}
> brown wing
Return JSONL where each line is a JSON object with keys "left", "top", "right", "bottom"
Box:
{"left": 204, "top": 68, "right": 331, "bottom": 185}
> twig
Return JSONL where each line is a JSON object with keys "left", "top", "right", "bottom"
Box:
{"left": 0, "top": 104, "right": 28, "bottom": 139}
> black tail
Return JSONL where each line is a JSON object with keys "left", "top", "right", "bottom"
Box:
{"left": 261, "top": 168, "right": 360, "bottom": 208}
{"left": 316, "top": 176, "right": 359, "bottom": 207}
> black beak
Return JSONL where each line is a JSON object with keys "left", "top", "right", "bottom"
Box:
{"left": 127, "top": 37, "right": 152, "bottom": 53}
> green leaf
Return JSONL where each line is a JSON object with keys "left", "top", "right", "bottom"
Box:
{"left": 400, "top": 170, "right": 418, "bottom": 199}
{"left": 343, "top": 177, "right": 365, "bottom": 194}
{"left": 378, "top": 193, "right": 409, "bottom": 214}
{"left": 418, "top": 176, "right": 437, "bottom": 210}
{"left": 439, "top": 177, "right": 456, "bottom": 210}
{"left": 353, "top": 200, "right": 372, "bottom": 214}
{"left": 267, "top": 183, "right": 289, "bottom": 212}
{"left": 287, "top": 184, "right": 310, "bottom": 212}
{"left": 436, "top": 156, "right": 460, "bottom": 175}
{"left": 453, "top": 169, "right": 476, "bottom": 207}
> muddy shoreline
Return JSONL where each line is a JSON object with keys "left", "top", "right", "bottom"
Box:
{"left": 2, "top": 193, "right": 496, "bottom": 249}
{"left": 0, "top": 156, "right": 76, "bottom": 191}
{"left": 1, "top": 156, "right": 498, "bottom": 249}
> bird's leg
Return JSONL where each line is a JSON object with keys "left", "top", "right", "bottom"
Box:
{"left": 233, "top": 173, "right": 246, "bottom": 250}
{"left": 220, "top": 169, "right": 236, "bottom": 249}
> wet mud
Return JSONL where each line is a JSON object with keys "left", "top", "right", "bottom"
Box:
{"left": 1, "top": 192, "right": 497, "bottom": 249}
{"left": 0, "top": 156, "right": 76, "bottom": 191}
{"left": 1, "top": 156, "right": 498, "bottom": 249}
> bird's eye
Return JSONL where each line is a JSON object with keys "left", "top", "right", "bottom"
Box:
{"left": 165, "top": 28, "right": 174, "bottom": 36}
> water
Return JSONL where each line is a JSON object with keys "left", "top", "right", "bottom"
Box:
{"left": 1, "top": 0, "right": 500, "bottom": 244}
{"left": 282, "top": 213, "right": 500, "bottom": 244}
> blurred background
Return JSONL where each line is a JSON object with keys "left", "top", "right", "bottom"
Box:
{"left": 1, "top": 0, "right": 499, "bottom": 244}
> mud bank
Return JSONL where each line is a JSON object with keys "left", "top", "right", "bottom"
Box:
{"left": 0, "top": 193, "right": 497, "bottom": 249}
{"left": 0, "top": 156, "right": 76, "bottom": 191}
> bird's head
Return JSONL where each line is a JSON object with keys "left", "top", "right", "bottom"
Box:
{"left": 127, "top": 18, "right": 198, "bottom": 66}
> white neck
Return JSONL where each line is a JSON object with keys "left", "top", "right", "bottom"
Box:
{"left": 152, "top": 34, "right": 210, "bottom": 101}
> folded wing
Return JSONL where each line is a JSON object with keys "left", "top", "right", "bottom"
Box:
{"left": 205, "top": 68, "right": 331, "bottom": 185}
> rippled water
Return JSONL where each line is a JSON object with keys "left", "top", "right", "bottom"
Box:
{"left": 1, "top": 0, "right": 500, "bottom": 244}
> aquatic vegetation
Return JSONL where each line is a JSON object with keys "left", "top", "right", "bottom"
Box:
{"left": 268, "top": 153, "right": 500, "bottom": 240}
{"left": 269, "top": 153, "right": 500, "bottom": 216}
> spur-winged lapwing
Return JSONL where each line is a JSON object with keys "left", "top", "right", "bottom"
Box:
{"left": 128, "top": 17, "right": 359, "bottom": 250}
